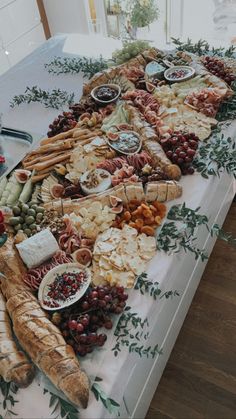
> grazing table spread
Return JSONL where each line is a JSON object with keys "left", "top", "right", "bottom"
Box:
{"left": 0, "top": 35, "right": 235, "bottom": 419}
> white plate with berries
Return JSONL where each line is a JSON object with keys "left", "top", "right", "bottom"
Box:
{"left": 38, "top": 263, "right": 91, "bottom": 311}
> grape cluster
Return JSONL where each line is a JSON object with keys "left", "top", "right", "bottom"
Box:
{"left": 51, "top": 285, "right": 128, "bottom": 357}
{"left": 160, "top": 132, "right": 199, "bottom": 175}
{"left": 202, "top": 56, "right": 235, "bottom": 86}
{"left": 47, "top": 111, "right": 77, "bottom": 137}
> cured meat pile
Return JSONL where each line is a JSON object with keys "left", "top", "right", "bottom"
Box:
{"left": 23, "top": 251, "right": 73, "bottom": 290}
{"left": 97, "top": 151, "right": 153, "bottom": 174}
{"left": 122, "top": 90, "right": 161, "bottom": 128}
{"left": 58, "top": 216, "right": 94, "bottom": 254}
{"left": 119, "top": 66, "right": 145, "bottom": 84}
{"left": 185, "top": 88, "right": 222, "bottom": 117}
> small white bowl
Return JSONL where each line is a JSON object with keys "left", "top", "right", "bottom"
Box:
{"left": 164, "top": 66, "right": 195, "bottom": 82}
{"left": 80, "top": 168, "right": 112, "bottom": 195}
{"left": 38, "top": 263, "right": 91, "bottom": 311}
{"left": 91, "top": 84, "right": 121, "bottom": 105}
{"left": 107, "top": 130, "right": 142, "bottom": 156}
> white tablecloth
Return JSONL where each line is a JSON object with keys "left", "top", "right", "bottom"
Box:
{"left": 0, "top": 34, "right": 235, "bottom": 419}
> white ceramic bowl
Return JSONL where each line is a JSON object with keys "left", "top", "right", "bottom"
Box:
{"left": 38, "top": 263, "right": 91, "bottom": 311}
{"left": 107, "top": 130, "right": 142, "bottom": 156}
{"left": 91, "top": 84, "right": 121, "bottom": 105}
{"left": 164, "top": 66, "right": 195, "bottom": 82}
{"left": 80, "top": 168, "right": 112, "bottom": 195}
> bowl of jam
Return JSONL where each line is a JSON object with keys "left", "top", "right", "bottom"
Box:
{"left": 91, "top": 84, "right": 121, "bottom": 105}
{"left": 164, "top": 66, "right": 195, "bottom": 83}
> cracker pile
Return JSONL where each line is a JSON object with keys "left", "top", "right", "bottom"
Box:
{"left": 92, "top": 225, "right": 156, "bottom": 288}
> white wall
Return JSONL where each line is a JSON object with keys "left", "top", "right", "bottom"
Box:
{"left": 43, "top": 0, "right": 90, "bottom": 35}
{"left": 0, "top": 0, "right": 45, "bottom": 76}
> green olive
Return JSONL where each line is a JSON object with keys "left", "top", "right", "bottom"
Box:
{"left": 18, "top": 216, "right": 24, "bottom": 224}
{"left": 31, "top": 229, "right": 37, "bottom": 235}
{"left": 25, "top": 216, "right": 35, "bottom": 225}
{"left": 29, "top": 201, "right": 37, "bottom": 206}
{"left": 29, "top": 223, "right": 37, "bottom": 230}
{"left": 14, "top": 224, "right": 22, "bottom": 231}
{"left": 36, "top": 206, "right": 45, "bottom": 213}
{"left": 36, "top": 213, "right": 44, "bottom": 222}
{"left": 12, "top": 206, "right": 21, "bottom": 216}
{"left": 30, "top": 204, "right": 38, "bottom": 211}
{"left": 24, "top": 228, "right": 31, "bottom": 237}
{"left": 9, "top": 217, "right": 21, "bottom": 226}
{"left": 22, "top": 223, "right": 27, "bottom": 230}
{"left": 22, "top": 204, "right": 29, "bottom": 213}
{"left": 27, "top": 208, "right": 36, "bottom": 217}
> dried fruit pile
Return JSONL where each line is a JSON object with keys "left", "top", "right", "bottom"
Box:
{"left": 113, "top": 200, "right": 166, "bottom": 236}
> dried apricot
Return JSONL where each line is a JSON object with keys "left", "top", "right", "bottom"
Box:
{"left": 142, "top": 209, "right": 152, "bottom": 218}
{"left": 129, "top": 221, "right": 137, "bottom": 229}
{"left": 143, "top": 216, "right": 155, "bottom": 225}
{"left": 135, "top": 218, "right": 144, "bottom": 229}
{"left": 141, "top": 203, "right": 150, "bottom": 211}
{"left": 155, "top": 216, "right": 162, "bottom": 225}
{"left": 123, "top": 211, "right": 131, "bottom": 221}
{"left": 141, "top": 226, "right": 155, "bottom": 236}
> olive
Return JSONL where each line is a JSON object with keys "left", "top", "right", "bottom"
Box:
{"left": 12, "top": 206, "right": 21, "bottom": 216}
{"left": 9, "top": 217, "right": 21, "bottom": 226}
{"left": 22, "top": 223, "right": 28, "bottom": 230}
{"left": 30, "top": 204, "right": 38, "bottom": 211}
{"left": 22, "top": 204, "right": 29, "bottom": 213}
{"left": 25, "top": 216, "right": 35, "bottom": 225}
{"left": 24, "top": 228, "right": 31, "bottom": 237}
{"left": 36, "top": 213, "right": 44, "bottom": 222}
{"left": 18, "top": 216, "right": 24, "bottom": 224}
{"left": 27, "top": 208, "right": 36, "bottom": 217}
{"left": 29, "top": 201, "right": 38, "bottom": 206}
{"left": 31, "top": 229, "right": 37, "bottom": 235}
{"left": 36, "top": 206, "right": 45, "bottom": 213}
{"left": 29, "top": 223, "right": 37, "bottom": 230}
{"left": 14, "top": 224, "right": 22, "bottom": 231}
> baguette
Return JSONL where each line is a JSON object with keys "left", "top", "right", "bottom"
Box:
{"left": 0, "top": 278, "right": 89, "bottom": 408}
{"left": 0, "top": 292, "right": 34, "bottom": 387}
{"left": 143, "top": 140, "right": 181, "bottom": 180}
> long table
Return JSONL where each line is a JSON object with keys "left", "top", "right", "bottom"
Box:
{"left": 0, "top": 34, "right": 235, "bottom": 419}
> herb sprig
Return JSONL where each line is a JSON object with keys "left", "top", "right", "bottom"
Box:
{"left": 0, "top": 378, "right": 19, "bottom": 418}
{"left": 157, "top": 203, "right": 209, "bottom": 261}
{"left": 46, "top": 390, "right": 79, "bottom": 419}
{"left": 45, "top": 56, "right": 108, "bottom": 79}
{"left": 91, "top": 378, "right": 120, "bottom": 417}
{"left": 216, "top": 81, "right": 236, "bottom": 121}
{"left": 171, "top": 37, "right": 236, "bottom": 57}
{"left": 211, "top": 224, "right": 236, "bottom": 247}
{"left": 112, "top": 307, "right": 162, "bottom": 358}
{"left": 10, "top": 86, "right": 75, "bottom": 109}
{"left": 134, "top": 272, "right": 179, "bottom": 300}
{"left": 193, "top": 134, "right": 236, "bottom": 178}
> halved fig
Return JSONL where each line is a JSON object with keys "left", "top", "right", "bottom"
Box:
{"left": 116, "top": 124, "right": 133, "bottom": 131}
{"left": 72, "top": 248, "right": 92, "bottom": 266}
{"left": 50, "top": 183, "right": 65, "bottom": 199}
{"left": 109, "top": 195, "right": 123, "bottom": 207}
{"left": 79, "top": 112, "right": 91, "bottom": 121}
{"left": 146, "top": 82, "right": 156, "bottom": 93}
{"left": 107, "top": 132, "right": 119, "bottom": 142}
{"left": 14, "top": 169, "right": 31, "bottom": 183}
{"left": 111, "top": 203, "right": 123, "bottom": 214}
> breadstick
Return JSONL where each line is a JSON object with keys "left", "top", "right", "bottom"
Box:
{"left": 23, "top": 152, "right": 63, "bottom": 168}
{"left": 36, "top": 158, "right": 70, "bottom": 174}
{"left": 40, "top": 128, "right": 89, "bottom": 146}
{"left": 25, "top": 140, "right": 73, "bottom": 158}
{"left": 31, "top": 173, "right": 50, "bottom": 183}
{"left": 27, "top": 153, "right": 71, "bottom": 172}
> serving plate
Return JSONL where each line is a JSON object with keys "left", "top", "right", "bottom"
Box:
{"left": 38, "top": 263, "right": 91, "bottom": 311}
{"left": 80, "top": 168, "right": 112, "bottom": 195}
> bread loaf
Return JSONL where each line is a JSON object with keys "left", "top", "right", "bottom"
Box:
{"left": 0, "top": 278, "right": 89, "bottom": 408}
{"left": 0, "top": 292, "right": 34, "bottom": 387}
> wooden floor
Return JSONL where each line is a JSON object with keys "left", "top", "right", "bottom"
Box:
{"left": 146, "top": 202, "right": 236, "bottom": 419}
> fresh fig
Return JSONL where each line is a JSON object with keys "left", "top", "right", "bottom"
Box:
{"left": 146, "top": 82, "right": 155, "bottom": 93}
{"left": 50, "top": 184, "right": 65, "bottom": 199}
{"left": 109, "top": 195, "right": 123, "bottom": 207}
{"left": 111, "top": 203, "right": 123, "bottom": 214}
{"left": 107, "top": 132, "right": 119, "bottom": 142}
{"left": 14, "top": 169, "right": 31, "bottom": 183}
{"left": 72, "top": 248, "right": 92, "bottom": 266}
